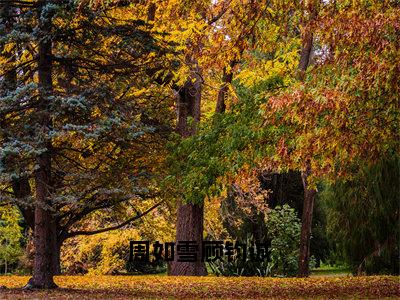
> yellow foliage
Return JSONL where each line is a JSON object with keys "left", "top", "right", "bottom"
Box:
{"left": 62, "top": 202, "right": 175, "bottom": 275}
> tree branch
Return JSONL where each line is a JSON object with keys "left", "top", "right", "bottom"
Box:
{"left": 65, "top": 200, "right": 163, "bottom": 238}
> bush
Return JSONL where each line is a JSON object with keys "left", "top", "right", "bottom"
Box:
{"left": 62, "top": 229, "right": 141, "bottom": 275}
{"left": 208, "top": 235, "right": 272, "bottom": 277}
{"left": 209, "top": 204, "right": 300, "bottom": 277}
{"left": 0, "top": 206, "right": 23, "bottom": 274}
{"left": 209, "top": 255, "right": 272, "bottom": 277}
{"left": 266, "top": 205, "right": 300, "bottom": 277}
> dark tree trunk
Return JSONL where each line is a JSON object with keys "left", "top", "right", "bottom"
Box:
{"left": 30, "top": 164, "right": 58, "bottom": 288}
{"left": 12, "top": 179, "right": 35, "bottom": 229}
{"left": 51, "top": 240, "right": 62, "bottom": 275}
{"left": 169, "top": 202, "right": 207, "bottom": 276}
{"left": 298, "top": 163, "right": 316, "bottom": 277}
{"left": 147, "top": 2, "right": 156, "bottom": 21}
{"left": 297, "top": 30, "right": 313, "bottom": 81}
{"left": 215, "top": 67, "right": 233, "bottom": 114}
{"left": 297, "top": 1, "right": 317, "bottom": 81}
{"left": 169, "top": 65, "right": 207, "bottom": 276}
{"left": 175, "top": 71, "right": 201, "bottom": 138}
{"left": 26, "top": 0, "right": 58, "bottom": 289}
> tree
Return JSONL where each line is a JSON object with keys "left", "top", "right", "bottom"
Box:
{"left": 141, "top": 0, "right": 259, "bottom": 276}
{"left": 1, "top": 0, "right": 174, "bottom": 288}
{"left": 161, "top": 0, "right": 303, "bottom": 275}
{"left": 321, "top": 156, "right": 400, "bottom": 275}
{"left": 169, "top": 56, "right": 206, "bottom": 276}
{"left": 260, "top": 0, "right": 399, "bottom": 275}
{"left": 162, "top": 0, "right": 279, "bottom": 276}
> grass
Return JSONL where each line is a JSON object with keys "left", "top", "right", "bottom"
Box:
{"left": 311, "top": 265, "right": 351, "bottom": 277}
{"left": 0, "top": 275, "right": 398, "bottom": 299}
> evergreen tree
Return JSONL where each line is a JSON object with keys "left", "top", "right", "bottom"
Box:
{"left": 321, "top": 156, "right": 400, "bottom": 275}
{"left": 0, "top": 0, "right": 174, "bottom": 288}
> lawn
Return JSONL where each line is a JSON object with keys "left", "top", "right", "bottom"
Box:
{"left": 0, "top": 275, "right": 399, "bottom": 299}
{"left": 311, "top": 266, "right": 352, "bottom": 277}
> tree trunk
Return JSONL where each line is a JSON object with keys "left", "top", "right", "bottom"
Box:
{"left": 215, "top": 67, "right": 233, "bottom": 114}
{"left": 169, "top": 202, "right": 207, "bottom": 276}
{"left": 12, "top": 179, "right": 35, "bottom": 229}
{"left": 169, "top": 65, "right": 207, "bottom": 276}
{"left": 175, "top": 73, "right": 201, "bottom": 138}
{"left": 30, "top": 171, "right": 58, "bottom": 288}
{"left": 26, "top": 0, "right": 58, "bottom": 289}
{"left": 52, "top": 240, "right": 62, "bottom": 275}
{"left": 297, "top": 29, "right": 313, "bottom": 81}
{"left": 298, "top": 163, "right": 316, "bottom": 277}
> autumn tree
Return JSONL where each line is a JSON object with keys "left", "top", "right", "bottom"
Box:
{"left": 165, "top": 0, "right": 399, "bottom": 278}
{"left": 155, "top": 0, "right": 306, "bottom": 276}
{"left": 261, "top": 0, "right": 399, "bottom": 275}
{"left": 153, "top": 0, "right": 269, "bottom": 276}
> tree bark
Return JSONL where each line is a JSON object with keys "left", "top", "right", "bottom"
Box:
{"left": 12, "top": 180, "right": 35, "bottom": 229}
{"left": 175, "top": 72, "right": 201, "bottom": 138}
{"left": 51, "top": 240, "right": 62, "bottom": 275}
{"left": 298, "top": 162, "right": 316, "bottom": 276}
{"left": 26, "top": 0, "right": 58, "bottom": 289}
{"left": 169, "top": 65, "right": 207, "bottom": 276}
{"left": 169, "top": 202, "right": 207, "bottom": 276}
{"left": 30, "top": 160, "right": 59, "bottom": 288}
{"left": 297, "top": 30, "right": 313, "bottom": 81}
{"left": 215, "top": 66, "right": 233, "bottom": 114}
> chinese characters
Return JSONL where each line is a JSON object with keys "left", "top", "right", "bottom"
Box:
{"left": 129, "top": 240, "right": 270, "bottom": 263}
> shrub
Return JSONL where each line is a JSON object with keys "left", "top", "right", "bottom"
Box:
{"left": 0, "top": 206, "right": 23, "bottom": 274}
{"left": 266, "top": 205, "right": 300, "bottom": 277}
{"left": 209, "top": 204, "right": 300, "bottom": 277}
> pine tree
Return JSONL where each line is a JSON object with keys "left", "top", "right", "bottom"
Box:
{"left": 0, "top": 0, "right": 174, "bottom": 288}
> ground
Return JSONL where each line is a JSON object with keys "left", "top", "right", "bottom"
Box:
{"left": 0, "top": 275, "right": 399, "bottom": 299}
